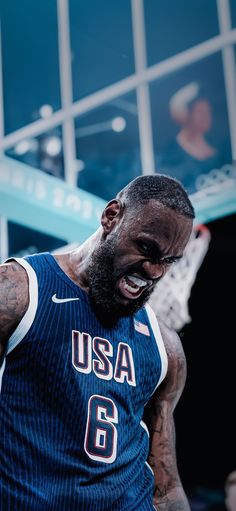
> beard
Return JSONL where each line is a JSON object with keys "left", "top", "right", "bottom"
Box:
{"left": 87, "top": 233, "right": 155, "bottom": 327}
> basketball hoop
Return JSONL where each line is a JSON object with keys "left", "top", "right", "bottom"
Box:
{"left": 148, "top": 224, "right": 211, "bottom": 331}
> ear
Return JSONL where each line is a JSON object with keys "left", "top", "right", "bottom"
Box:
{"left": 101, "top": 199, "right": 124, "bottom": 235}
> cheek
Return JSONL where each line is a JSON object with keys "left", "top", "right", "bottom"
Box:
{"left": 115, "top": 255, "right": 138, "bottom": 270}
{"left": 113, "top": 252, "right": 144, "bottom": 276}
{"left": 113, "top": 241, "right": 139, "bottom": 263}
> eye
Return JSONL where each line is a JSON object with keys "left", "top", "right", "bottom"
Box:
{"left": 140, "top": 242, "right": 149, "bottom": 252}
{"left": 162, "top": 256, "right": 179, "bottom": 265}
{"left": 137, "top": 241, "right": 150, "bottom": 254}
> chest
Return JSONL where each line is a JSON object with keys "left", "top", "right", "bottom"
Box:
{"left": 15, "top": 300, "right": 161, "bottom": 411}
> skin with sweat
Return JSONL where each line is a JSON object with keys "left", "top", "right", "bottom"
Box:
{"left": 0, "top": 198, "right": 193, "bottom": 510}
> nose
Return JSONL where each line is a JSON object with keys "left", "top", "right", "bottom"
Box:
{"left": 142, "top": 260, "right": 166, "bottom": 281}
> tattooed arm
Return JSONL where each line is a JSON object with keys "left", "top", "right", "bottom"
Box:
{"left": 0, "top": 261, "right": 29, "bottom": 357}
{"left": 145, "top": 319, "right": 190, "bottom": 511}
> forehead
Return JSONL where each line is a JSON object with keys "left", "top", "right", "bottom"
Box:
{"left": 127, "top": 199, "right": 190, "bottom": 229}
{"left": 123, "top": 200, "right": 193, "bottom": 250}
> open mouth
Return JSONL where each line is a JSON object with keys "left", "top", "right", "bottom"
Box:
{"left": 117, "top": 274, "right": 150, "bottom": 300}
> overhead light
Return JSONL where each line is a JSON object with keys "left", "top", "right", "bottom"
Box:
{"left": 44, "top": 136, "right": 62, "bottom": 156}
{"left": 14, "top": 139, "right": 32, "bottom": 155}
{"left": 111, "top": 116, "right": 126, "bottom": 132}
{"left": 75, "top": 159, "right": 85, "bottom": 172}
{"left": 39, "top": 104, "right": 53, "bottom": 118}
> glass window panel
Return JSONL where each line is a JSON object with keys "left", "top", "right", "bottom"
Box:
{"left": 6, "top": 126, "right": 65, "bottom": 181}
{"left": 69, "top": 0, "right": 135, "bottom": 100}
{"left": 8, "top": 222, "right": 66, "bottom": 258}
{"left": 76, "top": 92, "right": 141, "bottom": 200}
{"left": 149, "top": 53, "right": 232, "bottom": 194}
{"left": 144, "top": 0, "right": 219, "bottom": 66}
{"left": 1, "top": 0, "right": 61, "bottom": 134}
{"left": 230, "top": 0, "right": 236, "bottom": 27}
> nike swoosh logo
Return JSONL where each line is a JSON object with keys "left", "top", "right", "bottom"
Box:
{"left": 52, "top": 294, "right": 80, "bottom": 304}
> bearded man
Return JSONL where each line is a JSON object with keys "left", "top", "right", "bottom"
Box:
{"left": 0, "top": 174, "right": 194, "bottom": 511}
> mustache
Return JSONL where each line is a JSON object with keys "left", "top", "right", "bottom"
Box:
{"left": 113, "top": 262, "right": 159, "bottom": 285}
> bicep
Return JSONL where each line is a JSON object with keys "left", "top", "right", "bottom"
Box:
{"left": 0, "top": 262, "right": 29, "bottom": 350}
{"left": 145, "top": 327, "right": 187, "bottom": 438}
{"left": 145, "top": 326, "right": 188, "bottom": 497}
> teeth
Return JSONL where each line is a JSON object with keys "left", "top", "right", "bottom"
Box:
{"left": 124, "top": 281, "right": 139, "bottom": 294}
{"left": 127, "top": 275, "right": 147, "bottom": 287}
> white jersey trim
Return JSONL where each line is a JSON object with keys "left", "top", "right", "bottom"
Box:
{"left": 6, "top": 257, "right": 38, "bottom": 355}
{"left": 145, "top": 303, "right": 168, "bottom": 391}
{"left": 145, "top": 460, "right": 154, "bottom": 475}
{"left": 0, "top": 358, "right": 6, "bottom": 392}
{"left": 139, "top": 422, "right": 154, "bottom": 477}
{"left": 140, "top": 419, "right": 150, "bottom": 438}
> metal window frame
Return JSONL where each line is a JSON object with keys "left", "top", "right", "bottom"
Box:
{"left": 0, "top": 0, "right": 236, "bottom": 258}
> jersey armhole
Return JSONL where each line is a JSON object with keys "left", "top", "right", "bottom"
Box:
{"left": 5, "top": 257, "right": 38, "bottom": 355}
{"left": 145, "top": 303, "right": 168, "bottom": 388}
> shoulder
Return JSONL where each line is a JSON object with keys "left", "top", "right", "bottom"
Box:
{"left": 0, "top": 260, "right": 29, "bottom": 348}
{"left": 158, "top": 316, "right": 186, "bottom": 366}
{"left": 145, "top": 304, "right": 185, "bottom": 370}
{"left": 149, "top": 310, "right": 187, "bottom": 407}
{"left": 0, "top": 259, "right": 29, "bottom": 288}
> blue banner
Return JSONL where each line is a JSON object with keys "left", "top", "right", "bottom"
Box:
{"left": 1, "top": 156, "right": 236, "bottom": 242}
{"left": 0, "top": 156, "right": 106, "bottom": 243}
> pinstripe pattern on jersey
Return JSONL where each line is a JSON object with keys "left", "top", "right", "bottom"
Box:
{"left": 0, "top": 252, "right": 167, "bottom": 511}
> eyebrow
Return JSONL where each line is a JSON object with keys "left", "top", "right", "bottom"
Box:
{"left": 137, "top": 237, "right": 183, "bottom": 260}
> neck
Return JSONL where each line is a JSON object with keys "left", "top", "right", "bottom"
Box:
{"left": 68, "top": 227, "right": 103, "bottom": 290}
{"left": 178, "top": 126, "right": 203, "bottom": 142}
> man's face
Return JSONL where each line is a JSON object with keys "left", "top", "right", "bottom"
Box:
{"left": 88, "top": 200, "right": 193, "bottom": 325}
{"left": 190, "top": 99, "right": 212, "bottom": 133}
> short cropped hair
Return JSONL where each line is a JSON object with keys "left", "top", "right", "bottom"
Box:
{"left": 116, "top": 174, "right": 195, "bottom": 219}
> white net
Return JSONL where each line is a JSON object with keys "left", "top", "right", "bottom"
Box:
{"left": 195, "top": 163, "right": 236, "bottom": 192}
{"left": 148, "top": 224, "right": 211, "bottom": 331}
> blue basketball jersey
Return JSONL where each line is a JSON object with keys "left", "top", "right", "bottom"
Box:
{"left": 0, "top": 253, "right": 168, "bottom": 511}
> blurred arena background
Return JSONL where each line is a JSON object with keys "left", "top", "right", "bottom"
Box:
{"left": 0, "top": 1, "right": 236, "bottom": 509}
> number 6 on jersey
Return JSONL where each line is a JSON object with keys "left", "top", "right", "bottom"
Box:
{"left": 84, "top": 394, "right": 118, "bottom": 464}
